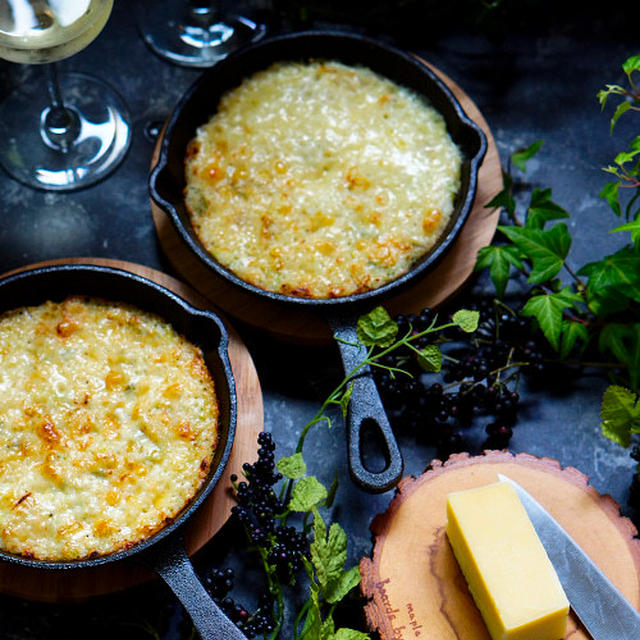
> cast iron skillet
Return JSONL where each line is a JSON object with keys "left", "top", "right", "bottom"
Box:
{"left": 149, "top": 30, "right": 487, "bottom": 493}
{"left": 0, "top": 264, "right": 245, "bottom": 640}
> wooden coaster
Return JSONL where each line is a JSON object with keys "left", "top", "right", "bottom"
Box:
{"left": 0, "top": 258, "right": 263, "bottom": 602}
{"left": 360, "top": 451, "right": 640, "bottom": 640}
{"left": 150, "top": 62, "right": 503, "bottom": 344}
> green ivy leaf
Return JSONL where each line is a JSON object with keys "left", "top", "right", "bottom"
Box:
{"left": 614, "top": 148, "right": 640, "bottom": 166}
{"left": 484, "top": 171, "right": 515, "bottom": 218}
{"left": 559, "top": 319, "right": 590, "bottom": 359}
{"left": 599, "top": 323, "right": 633, "bottom": 364}
{"left": 289, "top": 476, "right": 328, "bottom": 512}
{"left": 299, "top": 585, "right": 322, "bottom": 640}
{"left": 499, "top": 223, "right": 572, "bottom": 284}
{"left": 525, "top": 188, "right": 570, "bottom": 230}
{"left": 331, "top": 628, "right": 370, "bottom": 640}
{"left": 601, "top": 385, "right": 640, "bottom": 448}
{"left": 310, "top": 509, "right": 347, "bottom": 589}
{"left": 356, "top": 307, "right": 398, "bottom": 348}
{"left": 610, "top": 100, "right": 631, "bottom": 133}
{"left": 521, "top": 288, "right": 580, "bottom": 351}
{"left": 599, "top": 181, "right": 622, "bottom": 217}
{"left": 622, "top": 55, "right": 640, "bottom": 77}
{"left": 511, "top": 140, "right": 543, "bottom": 172}
{"left": 475, "top": 244, "right": 524, "bottom": 298}
{"left": 418, "top": 344, "right": 442, "bottom": 373}
{"left": 452, "top": 309, "right": 480, "bottom": 333}
{"left": 338, "top": 382, "right": 354, "bottom": 419}
{"left": 325, "top": 566, "right": 361, "bottom": 604}
{"left": 277, "top": 452, "right": 307, "bottom": 479}
{"left": 611, "top": 219, "right": 640, "bottom": 234}
{"left": 597, "top": 84, "right": 625, "bottom": 109}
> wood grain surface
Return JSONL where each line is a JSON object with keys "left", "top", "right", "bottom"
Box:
{"left": 0, "top": 258, "right": 263, "bottom": 602}
{"left": 360, "top": 451, "right": 640, "bottom": 640}
{"left": 150, "top": 61, "right": 503, "bottom": 344}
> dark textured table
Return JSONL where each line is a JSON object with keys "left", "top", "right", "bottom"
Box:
{"left": 0, "top": 2, "right": 638, "bottom": 638}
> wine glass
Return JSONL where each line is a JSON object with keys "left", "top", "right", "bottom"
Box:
{"left": 136, "top": 0, "right": 266, "bottom": 68}
{"left": 0, "top": 0, "right": 131, "bottom": 191}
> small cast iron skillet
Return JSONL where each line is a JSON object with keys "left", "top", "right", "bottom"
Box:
{"left": 0, "top": 264, "right": 245, "bottom": 640}
{"left": 149, "top": 30, "right": 487, "bottom": 493}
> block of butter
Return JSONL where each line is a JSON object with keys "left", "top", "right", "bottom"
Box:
{"left": 446, "top": 481, "right": 569, "bottom": 640}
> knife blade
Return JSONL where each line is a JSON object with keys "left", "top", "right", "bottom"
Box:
{"left": 497, "top": 473, "right": 640, "bottom": 640}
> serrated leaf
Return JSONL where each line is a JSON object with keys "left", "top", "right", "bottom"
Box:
{"left": 311, "top": 513, "right": 347, "bottom": 589}
{"left": 511, "top": 140, "right": 543, "bottom": 172}
{"left": 599, "top": 181, "right": 622, "bottom": 217}
{"left": 332, "top": 629, "right": 370, "bottom": 640}
{"left": 521, "top": 288, "right": 579, "bottom": 351}
{"left": 452, "top": 309, "right": 480, "bottom": 333}
{"left": 276, "top": 452, "right": 307, "bottom": 479}
{"left": 289, "top": 476, "right": 328, "bottom": 512}
{"left": 601, "top": 385, "right": 640, "bottom": 448}
{"left": 623, "top": 55, "right": 640, "bottom": 77}
{"left": 526, "top": 187, "right": 570, "bottom": 230}
{"left": 499, "top": 224, "right": 572, "bottom": 284}
{"left": 325, "top": 566, "right": 361, "bottom": 604}
{"left": 614, "top": 149, "right": 640, "bottom": 166}
{"left": 475, "top": 244, "right": 524, "bottom": 298}
{"left": 611, "top": 100, "right": 631, "bottom": 133}
{"left": 418, "top": 344, "right": 442, "bottom": 373}
{"left": 559, "top": 319, "right": 589, "bottom": 359}
{"left": 356, "top": 306, "right": 398, "bottom": 348}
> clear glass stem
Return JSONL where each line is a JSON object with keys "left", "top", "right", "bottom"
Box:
{"left": 42, "top": 62, "right": 80, "bottom": 152}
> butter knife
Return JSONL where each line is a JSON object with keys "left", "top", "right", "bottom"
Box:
{"left": 497, "top": 473, "right": 640, "bottom": 640}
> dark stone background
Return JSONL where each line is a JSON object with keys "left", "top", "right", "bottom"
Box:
{"left": 0, "top": 1, "right": 638, "bottom": 637}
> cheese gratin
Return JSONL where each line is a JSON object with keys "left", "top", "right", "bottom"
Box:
{"left": 0, "top": 297, "right": 219, "bottom": 561}
{"left": 184, "top": 60, "right": 462, "bottom": 298}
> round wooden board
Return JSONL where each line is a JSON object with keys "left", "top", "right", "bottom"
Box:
{"left": 0, "top": 257, "right": 263, "bottom": 602}
{"left": 360, "top": 451, "right": 640, "bottom": 640}
{"left": 150, "top": 60, "right": 503, "bottom": 344}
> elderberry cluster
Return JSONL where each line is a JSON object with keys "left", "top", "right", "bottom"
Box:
{"left": 374, "top": 300, "right": 549, "bottom": 457}
{"left": 203, "top": 568, "right": 275, "bottom": 638}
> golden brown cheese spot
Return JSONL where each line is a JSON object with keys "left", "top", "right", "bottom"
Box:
{"left": 0, "top": 297, "right": 219, "bottom": 561}
{"left": 184, "top": 60, "right": 462, "bottom": 298}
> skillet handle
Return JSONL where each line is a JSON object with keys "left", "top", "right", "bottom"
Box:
{"left": 328, "top": 315, "right": 403, "bottom": 493}
{"left": 137, "top": 534, "right": 247, "bottom": 640}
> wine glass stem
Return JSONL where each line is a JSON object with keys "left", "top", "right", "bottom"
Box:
{"left": 42, "top": 63, "right": 81, "bottom": 152}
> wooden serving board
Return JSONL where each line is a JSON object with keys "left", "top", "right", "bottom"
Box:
{"left": 150, "top": 62, "right": 503, "bottom": 344}
{"left": 0, "top": 258, "right": 263, "bottom": 602}
{"left": 360, "top": 451, "right": 640, "bottom": 640}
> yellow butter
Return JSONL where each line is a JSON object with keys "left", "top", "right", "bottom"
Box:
{"left": 446, "top": 481, "right": 569, "bottom": 640}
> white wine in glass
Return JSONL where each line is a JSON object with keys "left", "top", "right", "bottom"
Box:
{"left": 137, "top": 0, "right": 266, "bottom": 68}
{"left": 0, "top": 0, "right": 131, "bottom": 190}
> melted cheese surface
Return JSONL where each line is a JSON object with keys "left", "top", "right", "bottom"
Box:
{"left": 185, "top": 60, "right": 462, "bottom": 298}
{"left": 0, "top": 297, "right": 219, "bottom": 561}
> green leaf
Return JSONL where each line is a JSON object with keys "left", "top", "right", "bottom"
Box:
{"left": 310, "top": 510, "right": 348, "bottom": 589}
{"left": 511, "top": 140, "right": 543, "bottom": 172}
{"left": 452, "top": 309, "right": 480, "bottom": 333}
{"left": 614, "top": 148, "right": 640, "bottom": 166}
{"left": 299, "top": 586, "right": 322, "bottom": 640}
{"left": 598, "top": 84, "right": 625, "bottom": 109}
{"left": 599, "top": 181, "right": 622, "bottom": 217}
{"left": 484, "top": 171, "right": 515, "bottom": 218}
{"left": 332, "top": 628, "right": 370, "bottom": 640}
{"left": 356, "top": 307, "right": 398, "bottom": 348}
{"left": 559, "top": 319, "right": 589, "bottom": 359}
{"left": 321, "top": 616, "right": 335, "bottom": 640}
{"left": 525, "top": 188, "right": 570, "bottom": 230}
{"left": 289, "top": 476, "right": 329, "bottom": 512}
{"left": 325, "top": 566, "right": 361, "bottom": 604}
{"left": 418, "top": 344, "right": 442, "bottom": 373}
{"left": 521, "top": 288, "right": 580, "bottom": 351}
{"left": 610, "top": 100, "right": 631, "bottom": 133}
{"left": 475, "top": 244, "right": 524, "bottom": 298}
{"left": 276, "top": 452, "right": 307, "bottom": 479}
{"left": 601, "top": 385, "right": 640, "bottom": 448}
{"left": 338, "top": 382, "right": 354, "bottom": 419}
{"left": 623, "top": 55, "right": 640, "bottom": 77}
{"left": 611, "top": 220, "right": 640, "bottom": 234}
{"left": 499, "top": 224, "right": 572, "bottom": 284}
{"left": 599, "top": 323, "right": 633, "bottom": 364}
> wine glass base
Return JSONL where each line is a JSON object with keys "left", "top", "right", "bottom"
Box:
{"left": 0, "top": 72, "right": 131, "bottom": 191}
{"left": 137, "top": 1, "right": 266, "bottom": 68}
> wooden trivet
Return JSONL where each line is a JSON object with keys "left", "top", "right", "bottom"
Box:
{"left": 0, "top": 258, "right": 263, "bottom": 602}
{"left": 360, "top": 451, "right": 640, "bottom": 640}
{"left": 150, "top": 62, "right": 503, "bottom": 344}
